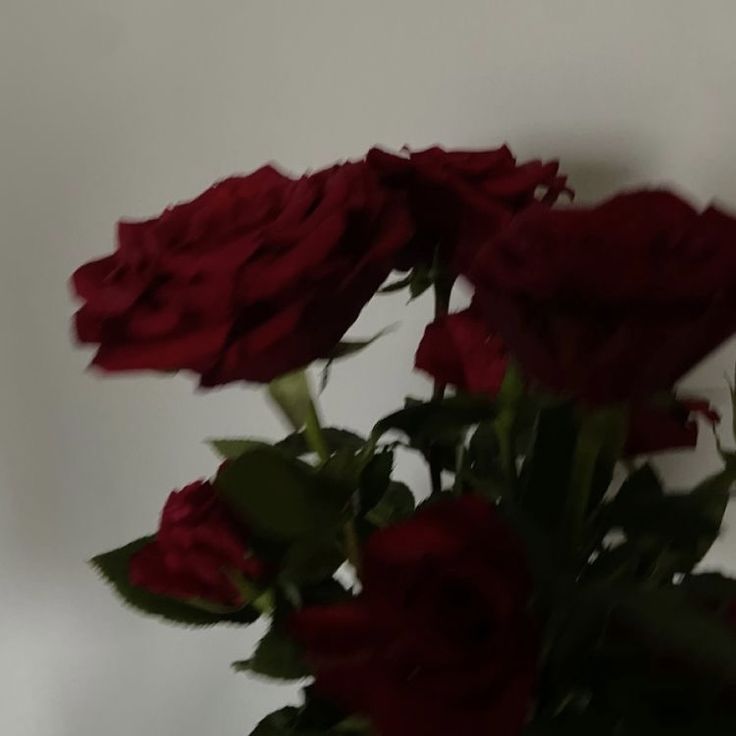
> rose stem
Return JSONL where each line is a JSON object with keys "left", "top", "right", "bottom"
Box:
{"left": 429, "top": 276, "right": 453, "bottom": 496}
{"left": 303, "top": 398, "right": 363, "bottom": 576}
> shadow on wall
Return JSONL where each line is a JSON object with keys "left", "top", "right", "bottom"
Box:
{"left": 506, "top": 132, "right": 660, "bottom": 203}
{"left": 560, "top": 157, "right": 641, "bottom": 202}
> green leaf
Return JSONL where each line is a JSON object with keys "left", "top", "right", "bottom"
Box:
{"left": 595, "top": 463, "right": 665, "bottom": 537}
{"left": 249, "top": 703, "right": 370, "bottom": 736}
{"left": 250, "top": 707, "right": 301, "bottom": 735}
{"left": 328, "top": 326, "right": 396, "bottom": 361}
{"left": 333, "top": 718, "right": 372, "bottom": 734}
{"left": 563, "top": 406, "right": 628, "bottom": 552}
{"left": 467, "top": 421, "right": 500, "bottom": 466}
{"left": 409, "top": 264, "right": 433, "bottom": 300}
{"left": 277, "top": 428, "right": 366, "bottom": 457}
{"left": 379, "top": 261, "right": 437, "bottom": 300}
{"left": 594, "top": 659, "right": 736, "bottom": 736}
{"left": 358, "top": 450, "right": 394, "bottom": 513}
{"left": 244, "top": 625, "right": 310, "bottom": 681}
{"left": 211, "top": 429, "right": 366, "bottom": 461}
{"left": 462, "top": 421, "right": 507, "bottom": 498}
{"left": 681, "top": 572, "right": 736, "bottom": 603}
{"left": 300, "top": 578, "right": 353, "bottom": 607}
{"left": 320, "top": 328, "right": 396, "bottom": 391}
{"left": 541, "top": 584, "right": 736, "bottom": 734}
{"left": 617, "top": 463, "right": 664, "bottom": 507}
{"left": 685, "top": 465, "right": 734, "bottom": 562}
{"left": 598, "top": 463, "right": 732, "bottom": 575}
{"left": 91, "top": 537, "right": 259, "bottom": 627}
{"left": 215, "top": 447, "right": 348, "bottom": 541}
{"left": 614, "top": 586, "right": 736, "bottom": 683}
{"left": 279, "top": 536, "right": 345, "bottom": 586}
{"left": 372, "top": 395, "right": 495, "bottom": 448}
{"left": 520, "top": 403, "right": 578, "bottom": 533}
{"left": 497, "top": 362, "right": 526, "bottom": 406}
{"left": 297, "top": 685, "right": 353, "bottom": 732}
{"left": 319, "top": 446, "right": 371, "bottom": 491}
{"left": 365, "top": 481, "right": 415, "bottom": 527}
{"left": 491, "top": 364, "right": 528, "bottom": 482}
{"left": 585, "top": 541, "right": 643, "bottom": 583}
{"left": 209, "top": 438, "right": 269, "bottom": 460}
{"left": 268, "top": 370, "right": 317, "bottom": 431}
{"left": 379, "top": 272, "right": 414, "bottom": 293}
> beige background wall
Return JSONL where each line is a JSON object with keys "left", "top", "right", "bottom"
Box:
{"left": 1, "top": 2, "right": 735, "bottom": 734}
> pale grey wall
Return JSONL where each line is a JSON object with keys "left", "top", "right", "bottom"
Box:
{"left": 1, "top": 2, "right": 735, "bottom": 734}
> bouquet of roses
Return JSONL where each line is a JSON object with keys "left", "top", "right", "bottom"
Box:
{"left": 71, "top": 144, "right": 736, "bottom": 736}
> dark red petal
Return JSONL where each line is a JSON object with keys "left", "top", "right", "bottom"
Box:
{"left": 366, "top": 147, "right": 413, "bottom": 178}
{"left": 124, "top": 303, "right": 181, "bottom": 339}
{"left": 244, "top": 213, "right": 347, "bottom": 302}
{"left": 415, "top": 305, "right": 508, "bottom": 394}
{"left": 445, "top": 305, "right": 508, "bottom": 394}
{"left": 415, "top": 320, "right": 467, "bottom": 388}
{"left": 291, "top": 602, "right": 383, "bottom": 662}
{"left": 626, "top": 404, "right": 698, "bottom": 455}
{"left": 412, "top": 145, "right": 515, "bottom": 173}
{"left": 72, "top": 256, "right": 116, "bottom": 299}
{"left": 72, "top": 256, "right": 146, "bottom": 315}
{"left": 92, "top": 323, "right": 230, "bottom": 373}
{"left": 74, "top": 308, "right": 105, "bottom": 343}
{"left": 681, "top": 398, "right": 721, "bottom": 425}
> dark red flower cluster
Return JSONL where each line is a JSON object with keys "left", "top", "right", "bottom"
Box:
{"left": 416, "top": 189, "right": 736, "bottom": 453}
{"left": 415, "top": 298, "right": 721, "bottom": 455}
{"left": 72, "top": 145, "right": 567, "bottom": 387}
{"left": 466, "top": 191, "right": 736, "bottom": 404}
{"left": 367, "top": 145, "right": 569, "bottom": 270}
{"left": 74, "top": 144, "right": 736, "bottom": 736}
{"left": 73, "top": 162, "right": 413, "bottom": 386}
{"left": 130, "top": 480, "right": 263, "bottom": 607}
{"left": 291, "top": 496, "right": 536, "bottom": 736}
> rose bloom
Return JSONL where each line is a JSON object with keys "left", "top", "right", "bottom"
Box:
{"left": 291, "top": 496, "right": 537, "bottom": 736}
{"left": 467, "top": 190, "right": 736, "bottom": 404}
{"left": 130, "top": 480, "right": 263, "bottom": 608}
{"left": 415, "top": 299, "right": 509, "bottom": 395}
{"left": 72, "top": 161, "right": 413, "bottom": 386}
{"left": 416, "top": 302, "right": 719, "bottom": 455}
{"left": 367, "top": 144, "right": 570, "bottom": 270}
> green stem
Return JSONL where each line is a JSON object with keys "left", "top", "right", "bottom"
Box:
{"left": 343, "top": 519, "right": 362, "bottom": 578}
{"left": 494, "top": 410, "right": 518, "bottom": 490}
{"left": 304, "top": 401, "right": 330, "bottom": 463}
{"left": 564, "top": 431, "right": 601, "bottom": 554}
{"left": 268, "top": 370, "right": 330, "bottom": 463}
{"left": 302, "top": 382, "right": 361, "bottom": 576}
{"left": 563, "top": 406, "right": 629, "bottom": 557}
{"left": 453, "top": 444, "right": 466, "bottom": 494}
{"left": 428, "top": 277, "right": 453, "bottom": 496}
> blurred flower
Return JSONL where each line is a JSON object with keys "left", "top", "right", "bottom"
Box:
{"left": 292, "top": 496, "right": 536, "bottom": 736}
{"left": 73, "top": 162, "right": 413, "bottom": 385}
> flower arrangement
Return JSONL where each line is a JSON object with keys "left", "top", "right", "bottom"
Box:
{"left": 71, "top": 144, "right": 736, "bottom": 736}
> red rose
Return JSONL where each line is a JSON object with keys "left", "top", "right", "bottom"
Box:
{"left": 467, "top": 191, "right": 736, "bottom": 404}
{"left": 416, "top": 304, "right": 718, "bottom": 455}
{"left": 129, "top": 480, "right": 263, "bottom": 607}
{"left": 415, "top": 300, "right": 508, "bottom": 394}
{"left": 73, "top": 162, "right": 413, "bottom": 386}
{"left": 291, "top": 496, "right": 536, "bottom": 736}
{"left": 625, "top": 399, "right": 720, "bottom": 455}
{"left": 367, "top": 145, "right": 569, "bottom": 270}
